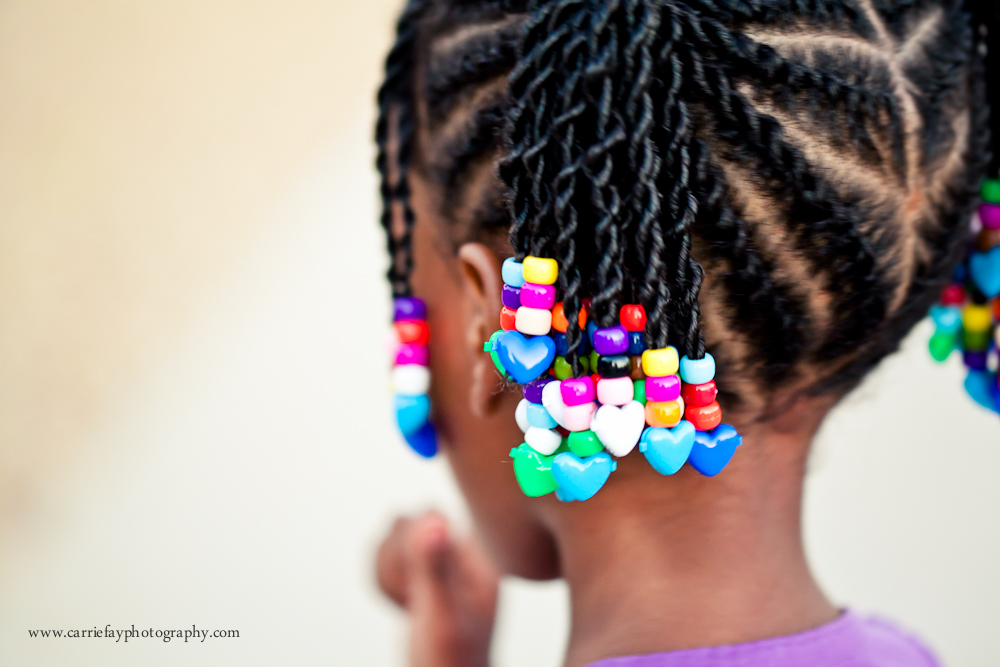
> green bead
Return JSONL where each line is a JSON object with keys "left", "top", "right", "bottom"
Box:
{"left": 509, "top": 443, "right": 558, "bottom": 497}
{"left": 487, "top": 330, "right": 505, "bottom": 374}
{"left": 553, "top": 356, "right": 573, "bottom": 380}
{"left": 580, "top": 356, "right": 590, "bottom": 374}
{"left": 964, "top": 328, "right": 991, "bottom": 352}
{"left": 633, "top": 379, "right": 647, "bottom": 405}
{"left": 568, "top": 430, "right": 604, "bottom": 457}
{"left": 556, "top": 437, "right": 571, "bottom": 455}
{"left": 981, "top": 178, "right": 1000, "bottom": 204}
{"left": 589, "top": 350, "right": 600, "bottom": 372}
{"left": 928, "top": 331, "right": 956, "bottom": 362}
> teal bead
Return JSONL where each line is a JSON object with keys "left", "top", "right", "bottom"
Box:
{"left": 502, "top": 257, "right": 525, "bottom": 287}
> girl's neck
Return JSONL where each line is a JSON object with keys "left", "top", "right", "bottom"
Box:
{"left": 545, "top": 420, "right": 837, "bottom": 667}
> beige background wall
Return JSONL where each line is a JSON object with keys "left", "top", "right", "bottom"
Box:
{"left": 0, "top": 2, "right": 996, "bottom": 665}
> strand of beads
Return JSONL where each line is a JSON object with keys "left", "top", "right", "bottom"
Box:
{"left": 491, "top": 256, "right": 743, "bottom": 502}
{"left": 928, "top": 178, "right": 1000, "bottom": 415}
{"left": 392, "top": 296, "right": 438, "bottom": 457}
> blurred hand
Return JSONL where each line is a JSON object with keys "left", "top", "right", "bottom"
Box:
{"left": 376, "top": 512, "right": 500, "bottom": 667}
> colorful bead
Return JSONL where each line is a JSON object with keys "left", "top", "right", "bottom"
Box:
{"left": 586, "top": 320, "right": 598, "bottom": 345}
{"left": 981, "top": 178, "right": 1000, "bottom": 204}
{"left": 515, "top": 306, "right": 553, "bottom": 335}
{"left": 596, "top": 376, "right": 635, "bottom": 406}
{"left": 515, "top": 398, "right": 531, "bottom": 433}
{"left": 394, "top": 320, "right": 430, "bottom": 345}
{"left": 526, "top": 402, "right": 558, "bottom": 429}
{"left": 523, "top": 376, "right": 554, "bottom": 404}
{"left": 679, "top": 353, "right": 716, "bottom": 385}
{"left": 639, "top": 421, "right": 695, "bottom": 476}
{"left": 644, "top": 374, "right": 681, "bottom": 402}
{"left": 500, "top": 306, "right": 517, "bottom": 330}
{"left": 963, "top": 303, "right": 993, "bottom": 332}
{"left": 520, "top": 282, "right": 557, "bottom": 310}
{"left": 541, "top": 380, "right": 569, "bottom": 430}
{"left": 552, "top": 302, "right": 587, "bottom": 333}
{"left": 965, "top": 328, "right": 991, "bottom": 352}
{"left": 552, "top": 331, "right": 569, "bottom": 356}
{"left": 627, "top": 331, "right": 646, "bottom": 355}
{"left": 551, "top": 452, "right": 616, "bottom": 502}
{"left": 592, "top": 325, "right": 629, "bottom": 355}
{"left": 396, "top": 343, "right": 429, "bottom": 366}
{"left": 688, "top": 424, "right": 742, "bottom": 477}
{"left": 939, "top": 283, "right": 966, "bottom": 306}
{"left": 928, "top": 331, "right": 957, "bottom": 362}
{"left": 510, "top": 443, "right": 557, "bottom": 497}
{"left": 589, "top": 349, "right": 600, "bottom": 373}
{"left": 404, "top": 421, "right": 438, "bottom": 458}
{"left": 502, "top": 258, "right": 525, "bottom": 287}
{"left": 393, "top": 296, "right": 427, "bottom": 322}
{"left": 632, "top": 379, "right": 647, "bottom": 405}
{"left": 964, "top": 349, "right": 989, "bottom": 370}
{"left": 496, "top": 330, "right": 557, "bottom": 384}
{"left": 686, "top": 401, "right": 722, "bottom": 431}
{"left": 682, "top": 379, "right": 718, "bottom": 407}
{"left": 522, "top": 256, "right": 559, "bottom": 284}
{"left": 641, "top": 347, "right": 679, "bottom": 377}
{"left": 645, "top": 399, "right": 684, "bottom": 428}
{"left": 929, "top": 305, "right": 962, "bottom": 334}
{"left": 561, "top": 377, "right": 595, "bottom": 406}
{"left": 619, "top": 304, "right": 647, "bottom": 332}
{"left": 501, "top": 284, "right": 522, "bottom": 309}
{"left": 564, "top": 402, "right": 597, "bottom": 431}
{"left": 975, "top": 228, "right": 1000, "bottom": 252}
{"left": 486, "top": 330, "right": 505, "bottom": 374}
{"left": 979, "top": 202, "right": 1000, "bottom": 230}
{"left": 596, "top": 354, "right": 630, "bottom": 378}
{"left": 970, "top": 247, "right": 1000, "bottom": 298}
{"left": 553, "top": 356, "right": 573, "bottom": 380}
{"left": 395, "top": 394, "right": 431, "bottom": 435}
{"left": 525, "top": 426, "right": 563, "bottom": 456}
{"left": 392, "top": 365, "right": 431, "bottom": 396}
{"left": 568, "top": 429, "right": 604, "bottom": 457}
{"left": 629, "top": 356, "right": 646, "bottom": 380}
{"left": 591, "top": 401, "right": 645, "bottom": 456}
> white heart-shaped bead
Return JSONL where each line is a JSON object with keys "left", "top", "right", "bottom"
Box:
{"left": 592, "top": 401, "right": 646, "bottom": 457}
{"left": 525, "top": 426, "right": 562, "bottom": 455}
{"left": 542, "top": 380, "right": 569, "bottom": 429}
{"left": 515, "top": 398, "right": 531, "bottom": 433}
{"left": 392, "top": 365, "right": 431, "bottom": 396}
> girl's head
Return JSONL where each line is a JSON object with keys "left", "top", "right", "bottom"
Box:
{"left": 377, "top": 0, "right": 987, "bottom": 578}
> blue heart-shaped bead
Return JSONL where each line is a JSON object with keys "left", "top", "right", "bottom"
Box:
{"left": 395, "top": 394, "right": 430, "bottom": 436}
{"left": 688, "top": 424, "right": 742, "bottom": 477}
{"left": 964, "top": 370, "right": 1000, "bottom": 414}
{"left": 552, "top": 451, "right": 617, "bottom": 502}
{"left": 970, "top": 247, "right": 1000, "bottom": 298}
{"left": 497, "top": 331, "right": 556, "bottom": 384}
{"left": 404, "top": 421, "right": 438, "bottom": 458}
{"left": 639, "top": 421, "right": 695, "bottom": 475}
{"left": 928, "top": 305, "right": 962, "bottom": 334}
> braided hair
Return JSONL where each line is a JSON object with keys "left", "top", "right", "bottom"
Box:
{"left": 377, "top": 0, "right": 991, "bottom": 415}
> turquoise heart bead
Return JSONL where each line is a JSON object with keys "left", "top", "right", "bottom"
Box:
{"left": 639, "top": 421, "right": 695, "bottom": 475}
{"left": 395, "top": 394, "right": 430, "bottom": 436}
{"left": 688, "top": 424, "right": 742, "bottom": 476}
{"left": 679, "top": 353, "right": 716, "bottom": 385}
{"left": 969, "top": 247, "right": 1000, "bottom": 298}
{"left": 497, "top": 331, "right": 557, "bottom": 384}
{"left": 551, "top": 451, "right": 616, "bottom": 502}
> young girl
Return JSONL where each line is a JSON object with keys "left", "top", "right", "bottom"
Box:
{"left": 373, "top": 1, "right": 996, "bottom": 665}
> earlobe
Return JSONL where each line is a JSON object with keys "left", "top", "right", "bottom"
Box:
{"left": 458, "top": 243, "right": 505, "bottom": 418}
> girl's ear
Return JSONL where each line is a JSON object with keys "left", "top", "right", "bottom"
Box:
{"left": 457, "top": 243, "right": 505, "bottom": 418}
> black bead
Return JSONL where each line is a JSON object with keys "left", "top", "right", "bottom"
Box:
{"left": 596, "top": 354, "right": 630, "bottom": 378}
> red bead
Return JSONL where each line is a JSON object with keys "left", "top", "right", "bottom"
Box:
{"left": 993, "top": 298, "right": 1000, "bottom": 320}
{"left": 682, "top": 380, "right": 718, "bottom": 407}
{"left": 500, "top": 307, "right": 517, "bottom": 331}
{"left": 394, "top": 320, "right": 429, "bottom": 345}
{"left": 591, "top": 373, "right": 601, "bottom": 387}
{"left": 940, "top": 284, "right": 965, "bottom": 306}
{"left": 619, "top": 304, "right": 647, "bottom": 332}
{"left": 686, "top": 401, "right": 722, "bottom": 431}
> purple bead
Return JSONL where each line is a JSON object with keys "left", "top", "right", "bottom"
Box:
{"left": 520, "top": 282, "right": 557, "bottom": 310}
{"left": 523, "top": 377, "right": 554, "bottom": 403}
{"left": 394, "top": 297, "right": 427, "bottom": 322}
{"left": 396, "top": 343, "right": 429, "bottom": 366}
{"left": 501, "top": 284, "right": 522, "bottom": 310}
{"left": 980, "top": 203, "right": 1000, "bottom": 230}
{"left": 560, "top": 377, "right": 595, "bottom": 406}
{"left": 964, "top": 349, "right": 988, "bottom": 370}
{"left": 645, "top": 375, "right": 681, "bottom": 402}
{"left": 592, "top": 325, "right": 629, "bottom": 356}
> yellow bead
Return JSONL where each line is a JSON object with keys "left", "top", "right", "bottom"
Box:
{"left": 963, "top": 304, "right": 992, "bottom": 333}
{"left": 641, "top": 347, "right": 679, "bottom": 376}
{"left": 523, "top": 256, "right": 559, "bottom": 285}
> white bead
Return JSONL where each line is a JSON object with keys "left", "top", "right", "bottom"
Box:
{"left": 515, "top": 307, "right": 552, "bottom": 335}
{"left": 392, "top": 365, "right": 430, "bottom": 396}
{"left": 525, "top": 427, "right": 562, "bottom": 455}
{"left": 541, "top": 381, "right": 568, "bottom": 429}
{"left": 591, "top": 401, "right": 645, "bottom": 457}
{"left": 515, "top": 398, "right": 531, "bottom": 433}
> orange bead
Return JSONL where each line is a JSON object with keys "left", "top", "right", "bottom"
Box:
{"left": 551, "top": 302, "right": 587, "bottom": 333}
{"left": 682, "top": 380, "right": 717, "bottom": 407}
{"left": 686, "top": 401, "right": 722, "bottom": 431}
{"left": 619, "top": 304, "right": 647, "bottom": 332}
{"left": 645, "top": 400, "right": 683, "bottom": 428}
{"left": 394, "top": 320, "right": 429, "bottom": 345}
{"left": 500, "top": 307, "right": 517, "bottom": 331}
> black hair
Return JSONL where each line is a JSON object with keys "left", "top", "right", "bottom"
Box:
{"left": 377, "top": 0, "right": 993, "bottom": 414}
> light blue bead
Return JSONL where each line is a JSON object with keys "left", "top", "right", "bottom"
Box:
{"left": 526, "top": 402, "right": 558, "bottom": 429}
{"left": 970, "top": 247, "right": 1000, "bottom": 298}
{"left": 551, "top": 452, "right": 616, "bottom": 501}
{"left": 501, "top": 257, "right": 525, "bottom": 288}
{"left": 395, "top": 394, "right": 430, "bottom": 436}
{"left": 639, "top": 422, "right": 695, "bottom": 476}
{"left": 929, "top": 305, "right": 962, "bottom": 334}
{"left": 679, "top": 353, "right": 716, "bottom": 385}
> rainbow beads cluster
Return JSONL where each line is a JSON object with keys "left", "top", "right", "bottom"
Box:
{"left": 928, "top": 179, "right": 1000, "bottom": 415}
{"left": 486, "top": 256, "right": 743, "bottom": 501}
{"left": 392, "top": 296, "right": 438, "bottom": 457}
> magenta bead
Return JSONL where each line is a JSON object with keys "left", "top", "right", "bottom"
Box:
{"left": 645, "top": 375, "right": 681, "bottom": 402}
{"left": 523, "top": 376, "right": 554, "bottom": 403}
{"left": 980, "top": 203, "right": 1000, "bottom": 230}
{"left": 393, "top": 297, "right": 427, "bottom": 322}
{"left": 520, "top": 282, "right": 557, "bottom": 310}
{"left": 560, "top": 377, "right": 595, "bottom": 406}
{"left": 501, "top": 284, "right": 522, "bottom": 310}
{"left": 396, "top": 343, "right": 429, "bottom": 366}
{"left": 592, "top": 325, "right": 629, "bottom": 355}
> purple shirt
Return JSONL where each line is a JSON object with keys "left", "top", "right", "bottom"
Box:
{"left": 586, "top": 611, "right": 941, "bottom": 667}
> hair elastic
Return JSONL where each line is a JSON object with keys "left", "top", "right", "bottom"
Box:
{"left": 488, "top": 256, "right": 742, "bottom": 501}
